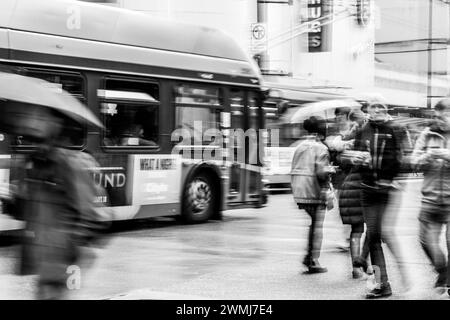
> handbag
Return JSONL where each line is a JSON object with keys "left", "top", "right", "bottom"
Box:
{"left": 322, "top": 181, "right": 337, "bottom": 212}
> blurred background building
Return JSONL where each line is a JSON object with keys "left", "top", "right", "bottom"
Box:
{"left": 79, "top": 0, "right": 450, "bottom": 109}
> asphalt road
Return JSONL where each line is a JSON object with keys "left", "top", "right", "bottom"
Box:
{"left": 0, "top": 178, "right": 448, "bottom": 300}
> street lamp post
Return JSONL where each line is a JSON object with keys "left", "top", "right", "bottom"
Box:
{"left": 427, "top": 0, "right": 433, "bottom": 108}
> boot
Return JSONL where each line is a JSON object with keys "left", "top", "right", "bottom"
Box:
{"left": 350, "top": 235, "right": 363, "bottom": 278}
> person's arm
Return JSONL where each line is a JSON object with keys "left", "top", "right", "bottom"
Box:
{"left": 315, "top": 145, "right": 331, "bottom": 182}
{"left": 410, "top": 129, "right": 433, "bottom": 172}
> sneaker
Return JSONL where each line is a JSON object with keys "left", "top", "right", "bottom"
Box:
{"left": 307, "top": 260, "right": 328, "bottom": 274}
{"left": 366, "top": 282, "right": 392, "bottom": 299}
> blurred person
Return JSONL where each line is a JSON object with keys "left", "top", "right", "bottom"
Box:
{"left": 1, "top": 105, "right": 105, "bottom": 299}
{"left": 327, "top": 107, "right": 370, "bottom": 279}
{"left": 119, "top": 123, "right": 157, "bottom": 147}
{"left": 348, "top": 109, "right": 367, "bottom": 138}
{"left": 351, "top": 102, "right": 407, "bottom": 298}
{"left": 291, "top": 116, "right": 334, "bottom": 273}
{"left": 411, "top": 99, "right": 450, "bottom": 296}
{"left": 324, "top": 107, "right": 354, "bottom": 254}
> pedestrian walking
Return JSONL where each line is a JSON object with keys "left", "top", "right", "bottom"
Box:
{"left": 325, "top": 107, "right": 369, "bottom": 279}
{"left": 411, "top": 99, "right": 450, "bottom": 297}
{"left": 351, "top": 101, "right": 406, "bottom": 298}
{"left": 337, "top": 166, "right": 371, "bottom": 280}
{"left": 1, "top": 105, "right": 105, "bottom": 299}
{"left": 291, "top": 116, "right": 335, "bottom": 273}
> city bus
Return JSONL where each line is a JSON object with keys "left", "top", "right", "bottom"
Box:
{"left": 0, "top": 0, "right": 267, "bottom": 225}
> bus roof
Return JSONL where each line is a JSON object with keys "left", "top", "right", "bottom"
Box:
{"left": 0, "top": 0, "right": 261, "bottom": 84}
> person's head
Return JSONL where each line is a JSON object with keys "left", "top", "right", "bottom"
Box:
{"left": 367, "top": 102, "right": 388, "bottom": 122}
{"left": 432, "top": 99, "right": 450, "bottom": 131}
{"left": 360, "top": 102, "right": 369, "bottom": 114}
{"left": 7, "top": 103, "right": 63, "bottom": 144}
{"left": 334, "top": 107, "right": 351, "bottom": 120}
{"left": 349, "top": 109, "right": 366, "bottom": 126}
{"left": 303, "top": 116, "right": 326, "bottom": 139}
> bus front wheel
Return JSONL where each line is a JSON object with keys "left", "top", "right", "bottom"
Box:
{"left": 182, "top": 172, "right": 217, "bottom": 223}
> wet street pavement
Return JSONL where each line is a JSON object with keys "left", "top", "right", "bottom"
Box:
{"left": 0, "top": 178, "right": 449, "bottom": 300}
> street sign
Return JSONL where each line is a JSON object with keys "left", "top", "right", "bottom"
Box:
{"left": 251, "top": 23, "right": 267, "bottom": 53}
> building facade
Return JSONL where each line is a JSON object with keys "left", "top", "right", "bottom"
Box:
{"left": 81, "top": 0, "right": 450, "bottom": 108}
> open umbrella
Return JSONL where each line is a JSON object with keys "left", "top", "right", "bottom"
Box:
{"left": 286, "top": 99, "right": 362, "bottom": 124}
{"left": 0, "top": 72, "right": 103, "bottom": 132}
{"left": 352, "top": 92, "right": 389, "bottom": 106}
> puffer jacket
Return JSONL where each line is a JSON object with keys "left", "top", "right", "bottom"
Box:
{"left": 411, "top": 127, "right": 450, "bottom": 206}
{"left": 290, "top": 136, "right": 330, "bottom": 204}
{"left": 338, "top": 171, "right": 364, "bottom": 225}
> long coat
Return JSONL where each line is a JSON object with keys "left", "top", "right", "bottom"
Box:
{"left": 7, "top": 147, "right": 100, "bottom": 283}
{"left": 338, "top": 170, "right": 364, "bottom": 225}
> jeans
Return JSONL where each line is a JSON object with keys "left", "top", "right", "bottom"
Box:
{"left": 419, "top": 204, "right": 450, "bottom": 286}
{"left": 361, "top": 187, "right": 390, "bottom": 284}
{"left": 299, "top": 204, "right": 326, "bottom": 262}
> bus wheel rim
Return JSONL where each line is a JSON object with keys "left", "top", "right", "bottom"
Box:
{"left": 189, "top": 178, "right": 211, "bottom": 215}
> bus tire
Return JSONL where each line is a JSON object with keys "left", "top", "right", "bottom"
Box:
{"left": 182, "top": 172, "right": 217, "bottom": 223}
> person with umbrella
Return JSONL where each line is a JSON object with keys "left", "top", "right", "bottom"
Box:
{"left": 0, "top": 72, "right": 105, "bottom": 299}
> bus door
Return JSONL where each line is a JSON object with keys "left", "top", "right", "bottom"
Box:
{"left": 0, "top": 132, "right": 11, "bottom": 206}
{"left": 244, "top": 92, "right": 263, "bottom": 202}
{"left": 227, "top": 89, "right": 262, "bottom": 204}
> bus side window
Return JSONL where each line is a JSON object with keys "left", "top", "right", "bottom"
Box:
{"left": 99, "top": 79, "right": 160, "bottom": 148}
{"left": 13, "top": 69, "right": 86, "bottom": 148}
{"left": 173, "top": 84, "right": 222, "bottom": 147}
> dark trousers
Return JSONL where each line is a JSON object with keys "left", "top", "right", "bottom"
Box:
{"left": 419, "top": 204, "right": 450, "bottom": 286}
{"left": 361, "top": 187, "right": 390, "bottom": 284}
{"left": 299, "top": 204, "right": 326, "bottom": 262}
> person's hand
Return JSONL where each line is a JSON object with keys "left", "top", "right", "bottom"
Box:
{"left": 351, "top": 151, "right": 370, "bottom": 166}
{"left": 343, "top": 139, "right": 354, "bottom": 150}
{"left": 324, "top": 165, "right": 337, "bottom": 174}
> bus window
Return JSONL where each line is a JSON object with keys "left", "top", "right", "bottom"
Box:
{"left": 24, "top": 70, "right": 85, "bottom": 102}
{"left": 12, "top": 69, "right": 85, "bottom": 148}
{"left": 174, "top": 84, "right": 222, "bottom": 146}
{"left": 99, "top": 79, "right": 160, "bottom": 148}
